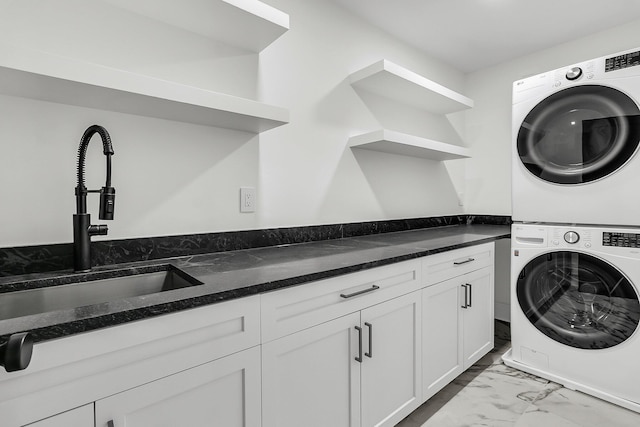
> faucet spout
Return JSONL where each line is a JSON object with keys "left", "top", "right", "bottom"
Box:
{"left": 73, "top": 125, "right": 115, "bottom": 272}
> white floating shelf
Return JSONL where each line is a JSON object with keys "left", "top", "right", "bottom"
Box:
{"left": 349, "top": 130, "right": 471, "bottom": 161}
{"left": 349, "top": 60, "right": 474, "bottom": 114}
{"left": 0, "top": 43, "right": 289, "bottom": 133}
{"left": 102, "top": 0, "right": 290, "bottom": 52}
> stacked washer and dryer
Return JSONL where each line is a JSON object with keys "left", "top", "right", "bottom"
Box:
{"left": 503, "top": 48, "right": 640, "bottom": 412}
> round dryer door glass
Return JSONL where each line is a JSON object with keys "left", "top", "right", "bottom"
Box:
{"left": 517, "top": 251, "right": 640, "bottom": 349}
{"left": 517, "top": 85, "right": 640, "bottom": 184}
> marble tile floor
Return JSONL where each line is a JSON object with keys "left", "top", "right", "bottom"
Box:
{"left": 396, "top": 320, "right": 640, "bottom": 427}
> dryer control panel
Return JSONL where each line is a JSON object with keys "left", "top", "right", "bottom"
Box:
{"left": 512, "top": 47, "right": 640, "bottom": 105}
{"left": 603, "top": 232, "right": 640, "bottom": 248}
{"left": 605, "top": 50, "right": 640, "bottom": 72}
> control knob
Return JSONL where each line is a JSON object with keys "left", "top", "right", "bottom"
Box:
{"left": 566, "top": 67, "right": 583, "bottom": 81}
{"left": 564, "top": 231, "right": 580, "bottom": 244}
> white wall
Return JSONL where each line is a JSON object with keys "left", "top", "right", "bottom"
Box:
{"left": 463, "top": 18, "right": 640, "bottom": 215}
{"left": 0, "top": 0, "right": 467, "bottom": 247}
{"left": 258, "top": 0, "right": 468, "bottom": 228}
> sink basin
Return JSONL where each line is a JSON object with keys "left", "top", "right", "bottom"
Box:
{"left": 0, "top": 265, "right": 203, "bottom": 321}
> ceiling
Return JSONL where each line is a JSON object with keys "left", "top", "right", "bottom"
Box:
{"left": 330, "top": 0, "right": 640, "bottom": 73}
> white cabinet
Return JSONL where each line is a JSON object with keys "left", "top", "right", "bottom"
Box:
{"left": 1, "top": 295, "right": 261, "bottom": 427}
{"left": 360, "top": 293, "right": 422, "bottom": 427}
{"left": 263, "top": 292, "right": 421, "bottom": 427}
{"left": 422, "top": 277, "right": 464, "bottom": 400}
{"left": 461, "top": 267, "right": 494, "bottom": 368}
{"left": 261, "top": 260, "right": 422, "bottom": 427}
{"left": 5, "top": 241, "right": 497, "bottom": 427}
{"left": 261, "top": 259, "right": 421, "bottom": 342}
{"left": 95, "top": 346, "right": 261, "bottom": 427}
{"left": 262, "top": 312, "right": 361, "bottom": 427}
{"left": 421, "top": 243, "right": 495, "bottom": 400}
{"left": 422, "top": 242, "right": 494, "bottom": 287}
{"left": 25, "top": 405, "right": 93, "bottom": 427}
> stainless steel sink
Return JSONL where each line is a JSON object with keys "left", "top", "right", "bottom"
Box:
{"left": 0, "top": 265, "right": 203, "bottom": 321}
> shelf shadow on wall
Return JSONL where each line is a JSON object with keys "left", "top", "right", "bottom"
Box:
{"left": 119, "top": 123, "right": 258, "bottom": 235}
{"left": 320, "top": 146, "right": 463, "bottom": 220}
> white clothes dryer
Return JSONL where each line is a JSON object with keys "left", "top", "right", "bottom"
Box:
{"left": 503, "top": 223, "right": 640, "bottom": 412}
{"left": 512, "top": 47, "right": 640, "bottom": 226}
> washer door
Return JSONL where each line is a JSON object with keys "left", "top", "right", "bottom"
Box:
{"left": 517, "top": 85, "right": 640, "bottom": 184}
{"left": 517, "top": 251, "right": 640, "bottom": 349}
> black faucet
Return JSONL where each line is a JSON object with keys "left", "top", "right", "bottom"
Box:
{"left": 73, "top": 125, "right": 116, "bottom": 272}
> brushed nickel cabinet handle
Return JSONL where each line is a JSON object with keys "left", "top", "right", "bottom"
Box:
{"left": 355, "top": 326, "right": 363, "bottom": 363}
{"left": 340, "top": 285, "right": 380, "bottom": 299}
{"left": 454, "top": 258, "right": 475, "bottom": 266}
{"left": 365, "top": 322, "right": 373, "bottom": 358}
{"left": 461, "top": 284, "right": 469, "bottom": 308}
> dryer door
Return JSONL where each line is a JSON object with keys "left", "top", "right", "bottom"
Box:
{"left": 517, "top": 251, "right": 640, "bottom": 349}
{"left": 517, "top": 85, "right": 640, "bottom": 184}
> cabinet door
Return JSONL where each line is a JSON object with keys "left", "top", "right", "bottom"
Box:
{"left": 94, "top": 346, "right": 261, "bottom": 427}
{"left": 421, "top": 278, "right": 464, "bottom": 401}
{"left": 461, "top": 266, "right": 494, "bottom": 369}
{"left": 262, "top": 312, "right": 361, "bottom": 427}
{"left": 26, "top": 404, "right": 94, "bottom": 427}
{"left": 361, "top": 292, "right": 422, "bottom": 427}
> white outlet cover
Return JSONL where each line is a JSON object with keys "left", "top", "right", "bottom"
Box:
{"left": 240, "top": 187, "right": 256, "bottom": 213}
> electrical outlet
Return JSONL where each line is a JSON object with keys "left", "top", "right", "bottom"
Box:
{"left": 240, "top": 187, "right": 256, "bottom": 213}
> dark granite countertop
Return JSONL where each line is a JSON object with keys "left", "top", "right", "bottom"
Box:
{"left": 0, "top": 224, "right": 510, "bottom": 344}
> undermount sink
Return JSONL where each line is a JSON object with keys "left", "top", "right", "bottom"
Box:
{"left": 0, "top": 265, "right": 203, "bottom": 321}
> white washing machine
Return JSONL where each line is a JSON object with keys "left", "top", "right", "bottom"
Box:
{"left": 512, "top": 47, "right": 640, "bottom": 226}
{"left": 503, "top": 223, "right": 640, "bottom": 412}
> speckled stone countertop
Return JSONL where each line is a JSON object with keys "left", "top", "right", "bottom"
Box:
{"left": 0, "top": 224, "right": 509, "bottom": 344}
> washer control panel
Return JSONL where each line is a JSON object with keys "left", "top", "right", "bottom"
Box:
{"left": 603, "top": 232, "right": 640, "bottom": 248}
{"left": 550, "top": 228, "right": 592, "bottom": 248}
{"left": 514, "top": 224, "right": 640, "bottom": 257}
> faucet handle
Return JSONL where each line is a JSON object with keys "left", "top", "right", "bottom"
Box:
{"left": 88, "top": 224, "right": 108, "bottom": 236}
{"left": 99, "top": 186, "right": 116, "bottom": 220}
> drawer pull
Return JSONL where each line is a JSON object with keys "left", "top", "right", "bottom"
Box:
{"left": 340, "top": 285, "right": 380, "bottom": 299}
{"left": 355, "top": 326, "right": 363, "bottom": 363}
{"left": 454, "top": 258, "right": 475, "bottom": 266}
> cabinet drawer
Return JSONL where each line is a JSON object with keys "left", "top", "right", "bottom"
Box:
{"left": 422, "top": 242, "right": 494, "bottom": 287}
{"left": 1, "top": 295, "right": 261, "bottom": 427}
{"left": 261, "top": 259, "right": 421, "bottom": 342}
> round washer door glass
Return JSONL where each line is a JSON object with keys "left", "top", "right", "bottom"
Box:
{"left": 517, "top": 85, "right": 640, "bottom": 184}
{"left": 517, "top": 251, "right": 640, "bottom": 349}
